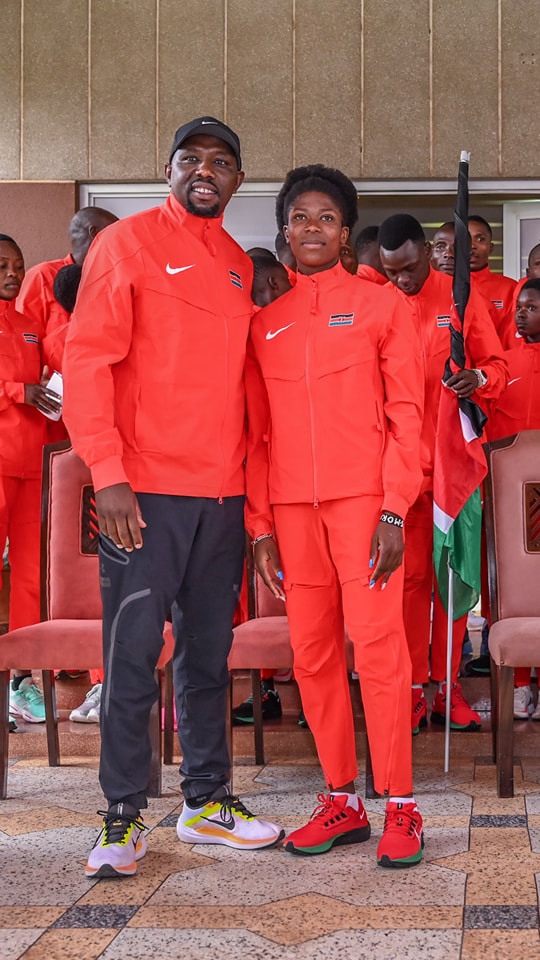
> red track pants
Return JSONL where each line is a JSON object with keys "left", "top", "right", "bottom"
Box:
{"left": 273, "top": 496, "right": 413, "bottom": 797}
{"left": 403, "top": 490, "right": 467, "bottom": 685}
{"left": 0, "top": 476, "right": 41, "bottom": 630}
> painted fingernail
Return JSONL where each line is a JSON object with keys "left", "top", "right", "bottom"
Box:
{"left": 277, "top": 571, "right": 284, "bottom": 580}
{"left": 369, "top": 580, "right": 375, "bottom": 589}
{"left": 369, "top": 558, "right": 374, "bottom": 569}
{"left": 381, "top": 582, "right": 387, "bottom": 590}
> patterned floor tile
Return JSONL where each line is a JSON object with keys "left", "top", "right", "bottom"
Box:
{"left": 432, "top": 828, "right": 540, "bottom": 905}
{"left": 463, "top": 905, "right": 539, "bottom": 928}
{"left": 461, "top": 929, "right": 540, "bottom": 959}
{"left": 19, "top": 928, "right": 119, "bottom": 960}
{"left": 1, "top": 929, "right": 43, "bottom": 960}
{"left": 0, "top": 908, "right": 64, "bottom": 928}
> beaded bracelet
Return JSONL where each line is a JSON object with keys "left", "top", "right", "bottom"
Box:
{"left": 252, "top": 533, "right": 274, "bottom": 546}
{"left": 380, "top": 512, "right": 404, "bottom": 528}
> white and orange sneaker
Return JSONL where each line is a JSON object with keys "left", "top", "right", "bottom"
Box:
{"left": 177, "top": 786, "right": 284, "bottom": 850}
{"left": 85, "top": 802, "right": 147, "bottom": 879}
{"left": 377, "top": 800, "right": 424, "bottom": 868}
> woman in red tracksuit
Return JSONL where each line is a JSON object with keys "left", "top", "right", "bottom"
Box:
{"left": 486, "top": 278, "right": 540, "bottom": 718}
{"left": 0, "top": 234, "right": 61, "bottom": 725}
{"left": 245, "top": 166, "right": 425, "bottom": 868}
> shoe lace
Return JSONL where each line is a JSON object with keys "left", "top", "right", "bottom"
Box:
{"left": 23, "top": 683, "right": 44, "bottom": 705}
{"left": 217, "top": 794, "right": 256, "bottom": 823}
{"left": 384, "top": 805, "right": 419, "bottom": 837}
{"left": 310, "top": 793, "right": 342, "bottom": 823}
{"left": 97, "top": 809, "right": 146, "bottom": 846}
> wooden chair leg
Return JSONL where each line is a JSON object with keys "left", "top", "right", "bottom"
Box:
{"left": 163, "top": 662, "right": 174, "bottom": 765}
{"left": 251, "top": 669, "right": 265, "bottom": 765}
{"left": 489, "top": 654, "right": 498, "bottom": 765}
{"left": 147, "top": 670, "right": 162, "bottom": 798}
{"left": 0, "top": 671, "right": 9, "bottom": 799}
{"left": 497, "top": 665, "right": 514, "bottom": 798}
{"left": 42, "top": 670, "right": 59, "bottom": 767}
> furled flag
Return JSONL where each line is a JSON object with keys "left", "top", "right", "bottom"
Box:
{"left": 432, "top": 152, "right": 488, "bottom": 618}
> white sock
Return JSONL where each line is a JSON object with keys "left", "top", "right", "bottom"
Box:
{"left": 331, "top": 791, "right": 359, "bottom": 810}
{"left": 389, "top": 796, "right": 416, "bottom": 806}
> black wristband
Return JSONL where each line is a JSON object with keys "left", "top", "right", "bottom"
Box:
{"left": 380, "top": 512, "right": 404, "bottom": 528}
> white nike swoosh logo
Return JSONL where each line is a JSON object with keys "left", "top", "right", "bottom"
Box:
{"left": 266, "top": 322, "right": 296, "bottom": 340}
{"left": 166, "top": 263, "right": 195, "bottom": 275}
{"left": 507, "top": 378, "right": 522, "bottom": 386}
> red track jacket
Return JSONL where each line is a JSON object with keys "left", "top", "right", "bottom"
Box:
{"left": 0, "top": 300, "right": 47, "bottom": 479}
{"left": 245, "top": 263, "right": 424, "bottom": 538}
{"left": 387, "top": 268, "right": 507, "bottom": 490}
{"left": 470, "top": 265, "right": 517, "bottom": 349}
{"left": 63, "top": 194, "right": 253, "bottom": 496}
{"left": 356, "top": 264, "right": 387, "bottom": 285}
{"left": 486, "top": 338, "right": 540, "bottom": 440}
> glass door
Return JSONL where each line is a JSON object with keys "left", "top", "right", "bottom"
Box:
{"left": 503, "top": 201, "right": 540, "bottom": 279}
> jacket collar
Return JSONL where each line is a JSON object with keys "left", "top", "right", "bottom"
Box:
{"left": 162, "top": 192, "right": 225, "bottom": 251}
{"left": 295, "top": 260, "right": 348, "bottom": 289}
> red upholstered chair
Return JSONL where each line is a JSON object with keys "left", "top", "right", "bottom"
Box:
{"left": 229, "top": 548, "right": 375, "bottom": 796}
{"left": 484, "top": 431, "right": 540, "bottom": 797}
{"left": 0, "top": 442, "right": 174, "bottom": 800}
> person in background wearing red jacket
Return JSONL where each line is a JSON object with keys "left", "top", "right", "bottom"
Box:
{"left": 486, "top": 279, "right": 540, "bottom": 719}
{"left": 247, "top": 165, "right": 425, "bottom": 868}
{"left": 469, "top": 215, "right": 517, "bottom": 348}
{"left": 0, "top": 235, "right": 61, "bottom": 728}
{"left": 62, "top": 117, "right": 283, "bottom": 880}
{"left": 379, "top": 214, "right": 507, "bottom": 733}
{"left": 355, "top": 225, "right": 388, "bottom": 285}
{"left": 508, "top": 242, "right": 540, "bottom": 349}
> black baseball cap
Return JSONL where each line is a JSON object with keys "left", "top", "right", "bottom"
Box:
{"left": 169, "top": 117, "right": 242, "bottom": 168}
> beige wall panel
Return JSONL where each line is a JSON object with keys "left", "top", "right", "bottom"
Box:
{"left": 227, "top": 0, "right": 293, "bottom": 180}
{"left": 1, "top": 1, "right": 22, "bottom": 179}
{"left": 22, "top": 0, "right": 88, "bottom": 180}
{"left": 295, "top": 0, "right": 362, "bottom": 175}
{"left": 501, "top": 1, "right": 540, "bottom": 176}
{"left": 433, "top": 1, "right": 498, "bottom": 178}
{"left": 90, "top": 0, "right": 156, "bottom": 179}
{"left": 158, "top": 0, "right": 225, "bottom": 171}
{"left": 363, "top": 0, "right": 430, "bottom": 178}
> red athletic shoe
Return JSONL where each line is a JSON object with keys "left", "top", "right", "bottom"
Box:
{"left": 411, "top": 688, "right": 428, "bottom": 735}
{"left": 377, "top": 801, "right": 424, "bottom": 868}
{"left": 284, "top": 793, "right": 371, "bottom": 855}
{"left": 431, "top": 681, "right": 482, "bottom": 731}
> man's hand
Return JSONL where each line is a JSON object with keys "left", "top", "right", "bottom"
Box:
{"left": 95, "top": 483, "right": 146, "bottom": 551}
{"left": 445, "top": 368, "right": 478, "bottom": 398}
{"left": 369, "top": 518, "right": 404, "bottom": 589}
{"left": 253, "top": 536, "right": 286, "bottom": 602}
{"left": 24, "top": 383, "right": 62, "bottom": 417}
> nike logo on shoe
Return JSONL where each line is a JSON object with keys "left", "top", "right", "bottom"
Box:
{"left": 201, "top": 814, "right": 236, "bottom": 831}
{"left": 266, "top": 322, "right": 296, "bottom": 340}
{"left": 166, "top": 263, "right": 195, "bottom": 275}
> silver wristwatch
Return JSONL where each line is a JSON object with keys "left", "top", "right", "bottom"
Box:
{"left": 473, "top": 368, "right": 488, "bottom": 388}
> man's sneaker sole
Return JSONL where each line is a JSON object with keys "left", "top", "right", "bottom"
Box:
{"left": 378, "top": 833, "right": 425, "bottom": 869}
{"left": 284, "top": 823, "right": 371, "bottom": 856}
{"left": 177, "top": 822, "right": 285, "bottom": 849}
{"left": 431, "top": 712, "right": 481, "bottom": 731}
{"left": 85, "top": 837, "right": 147, "bottom": 879}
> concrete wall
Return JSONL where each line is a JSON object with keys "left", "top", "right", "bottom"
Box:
{"left": 2, "top": 0, "right": 540, "bottom": 184}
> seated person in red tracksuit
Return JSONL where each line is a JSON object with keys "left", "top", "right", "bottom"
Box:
{"left": 486, "top": 279, "right": 540, "bottom": 719}
{"left": 245, "top": 165, "right": 425, "bottom": 868}
{"left": 0, "top": 234, "right": 61, "bottom": 728}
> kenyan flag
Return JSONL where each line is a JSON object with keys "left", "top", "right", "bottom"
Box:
{"left": 433, "top": 366, "right": 487, "bottom": 618}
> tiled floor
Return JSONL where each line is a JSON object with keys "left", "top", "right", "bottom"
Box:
{"left": 1, "top": 674, "right": 540, "bottom": 960}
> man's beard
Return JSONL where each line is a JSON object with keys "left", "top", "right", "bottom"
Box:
{"left": 186, "top": 196, "right": 221, "bottom": 219}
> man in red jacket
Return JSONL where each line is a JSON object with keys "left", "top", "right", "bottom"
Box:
{"left": 355, "top": 225, "right": 387, "bottom": 285}
{"left": 63, "top": 117, "right": 283, "bottom": 880}
{"left": 469, "top": 215, "right": 517, "bottom": 348}
{"left": 380, "top": 214, "right": 507, "bottom": 732}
